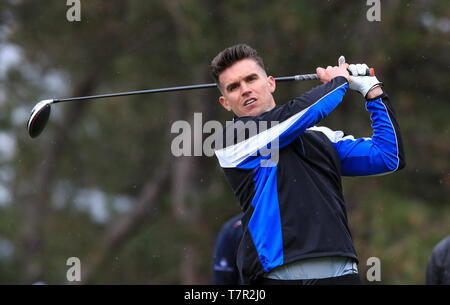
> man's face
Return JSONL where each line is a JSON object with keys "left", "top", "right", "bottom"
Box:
{"left": 218, "top": 58, "right": 276, "bottom": 117}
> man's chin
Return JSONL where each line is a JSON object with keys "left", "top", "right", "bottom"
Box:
{"left": 239, "top": 107, "right": 261, "bottom": 117}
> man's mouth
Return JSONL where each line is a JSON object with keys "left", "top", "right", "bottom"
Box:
{"left": 244, "top": 98, "right": 256, "bottom": 106}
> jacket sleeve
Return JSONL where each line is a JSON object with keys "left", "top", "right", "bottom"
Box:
{"left": 426, "top": 250, "right": 442, "bottom": 285}
{"left": 310, "top": 93, "right": 406, "bottom": 176}
{"left": 215, "top": 77, "right": 348, "bottom": 169}
{"left": 213, "top": 215, "right": 243, "bottom": 285}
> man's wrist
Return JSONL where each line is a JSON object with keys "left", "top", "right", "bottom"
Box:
{"left": 366, "top": 85, "right": 383, "bottom": 99}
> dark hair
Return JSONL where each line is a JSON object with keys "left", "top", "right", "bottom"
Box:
{"left": 210, "top": 44, "right": 265, "bottom": 86}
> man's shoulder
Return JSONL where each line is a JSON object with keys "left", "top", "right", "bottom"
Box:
{"left": 306, "top": 126, "right": 346, "bottom": 143}
{"left": 432, "top": 236, "right": 450, "bottom": 257}
{"left": 222, "top": 213, "right": 243, "bottom": 231}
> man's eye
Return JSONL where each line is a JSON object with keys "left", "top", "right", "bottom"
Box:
{"left": 246, "top": 75, "right": 257, "bottom": 82}
{"left": 229, "top": 84, "right": 238, "bottom": 91}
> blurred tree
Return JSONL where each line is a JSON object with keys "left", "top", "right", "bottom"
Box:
{"left": 0, "top": 0, "right": 448, "bottom": 284}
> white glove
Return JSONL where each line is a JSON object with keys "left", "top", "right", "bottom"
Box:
{"left": 348, "top": 63, "right": 382, "bottom": 98}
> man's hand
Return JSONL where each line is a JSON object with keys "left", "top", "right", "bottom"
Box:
{"left": 316, "top": 62, "right": 350, "bottom": 84}
{"left": 348, "top": 63, "right": 383, "bottom": 99}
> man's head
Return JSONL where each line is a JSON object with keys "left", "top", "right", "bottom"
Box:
{"left": 211, "top": 44, "right": 276, "bottom": 117}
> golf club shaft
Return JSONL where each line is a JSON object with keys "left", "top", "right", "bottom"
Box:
{"left": 52, "top": 74, "right": 320, "bottom": 104}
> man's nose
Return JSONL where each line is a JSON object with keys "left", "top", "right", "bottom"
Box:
{"left": 240, "top": 82, "right": 252, "bottom": 95}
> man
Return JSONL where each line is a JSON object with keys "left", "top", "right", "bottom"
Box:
{"left": 211, "top": 44, "right": 405, "bottom": 285}
{"left": 213, "top": 213, "right": 243, "bottom": 285}
{"left": 426, "top": 235, "right": 450, "bottom": 284}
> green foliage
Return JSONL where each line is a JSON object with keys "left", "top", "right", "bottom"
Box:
{"left": 0, "top": 0, "right": 448, "bottom": 284}
{"left": 348, "top": 188, "right": 450, "bottom": 284}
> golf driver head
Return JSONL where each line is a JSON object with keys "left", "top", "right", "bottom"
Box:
{"left": 27, "top": 99, "right": 53, "bottom": 138}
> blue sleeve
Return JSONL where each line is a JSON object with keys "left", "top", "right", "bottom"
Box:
{"left": 270, "top": 78, "right": 349, "bottom": 149}
{"left": 215, "top": 77, "right": 349, "bottom": 169}
{"left": 311, "top": 93, "right": 405, "bottom": 176}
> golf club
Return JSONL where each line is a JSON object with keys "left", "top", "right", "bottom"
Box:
{"left": 26, "top": 73, "right": 319, "bottom": 138}
{"left": 27, "top": 67, "right": 374, "bottom": 138}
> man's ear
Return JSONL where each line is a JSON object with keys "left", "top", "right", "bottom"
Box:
{"left": 219, "top": 96, "right": 232, "bottom": 111}
{"left": 267, "top": 76, "right": 276, "bottom": 93}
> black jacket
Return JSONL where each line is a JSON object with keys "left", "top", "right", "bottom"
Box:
{"left": 214, "top": 77, "right": 405, "bottom": 283}
{"left": 426, "top": 235, "right": 450, "bottom": 284}
{"left": 213, "top": 213, "right": 243, "bottom": 285}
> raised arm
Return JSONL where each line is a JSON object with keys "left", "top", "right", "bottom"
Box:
{"left": 310, "top": 90, "right": 405, "bottom": 176}
{"left": 215, "top": 75, "right": 349, "bottom": 169}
